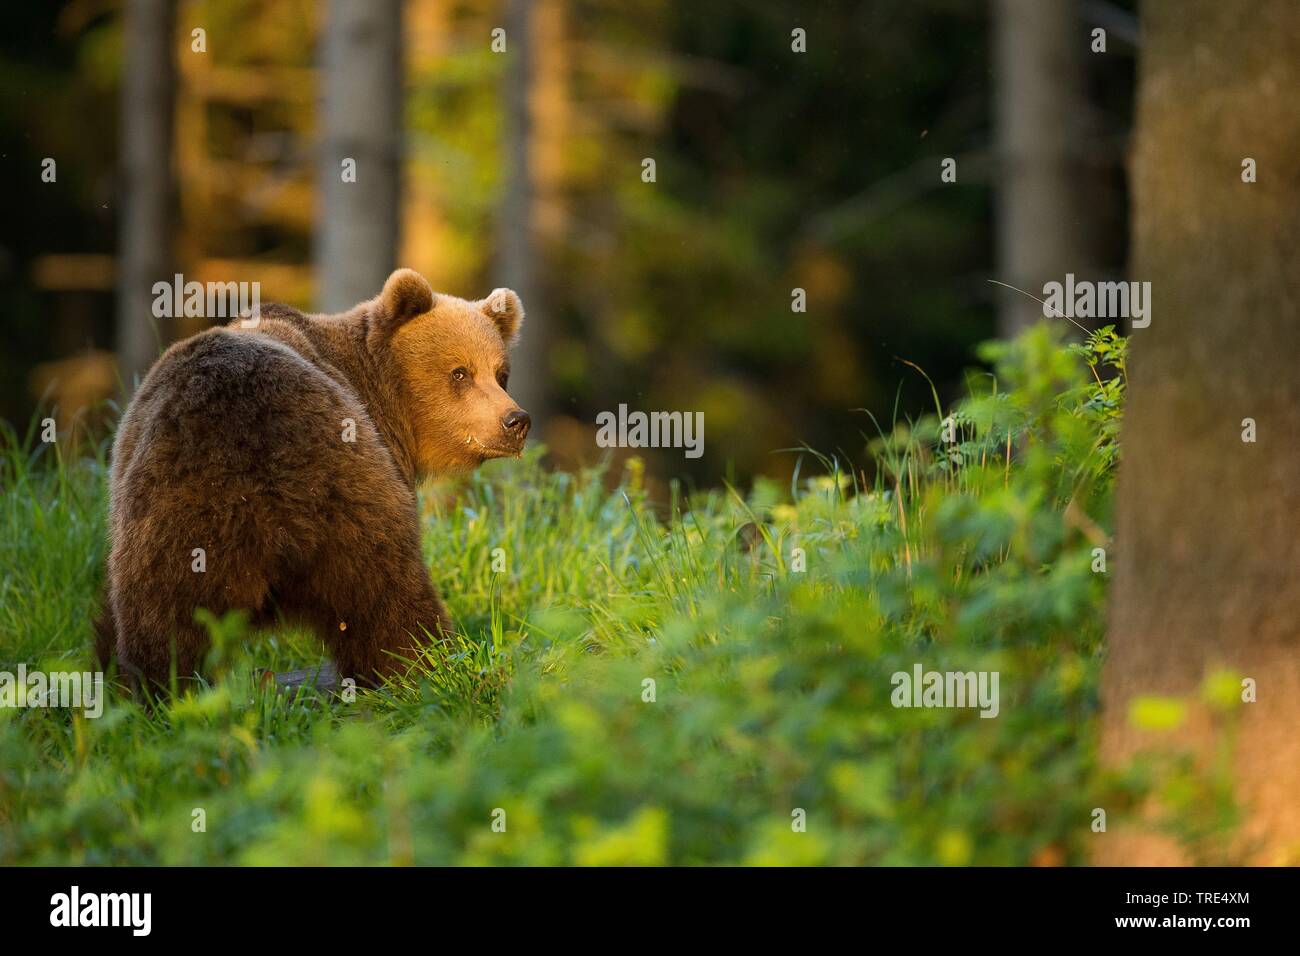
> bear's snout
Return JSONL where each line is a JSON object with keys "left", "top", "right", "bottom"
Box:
{"left": 501, "top": 408, "right": 531, "bottom": 445}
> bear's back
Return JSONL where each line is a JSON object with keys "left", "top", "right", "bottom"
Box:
{"left": 108, "top": 323, "right": 384, "bottom": 534}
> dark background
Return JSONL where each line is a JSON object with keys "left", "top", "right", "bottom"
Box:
{"left": 0, "top": 0, "right": 1137, "bottom": 483}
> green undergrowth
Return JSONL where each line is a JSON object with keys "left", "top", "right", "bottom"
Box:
{"left": 0, "top": 325, "right": 1231, "bottom": 865}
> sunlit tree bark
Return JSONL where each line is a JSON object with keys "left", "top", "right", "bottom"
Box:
{"left": 316, "top": 0, "right": 403, "bottom": 312}
{"left": 1100, "top": 0, "right": 1300, "bottom": 864}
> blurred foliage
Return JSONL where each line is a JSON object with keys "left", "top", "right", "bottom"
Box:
{"left": 0, "top": 327, "right": 1243, "bottom": 864}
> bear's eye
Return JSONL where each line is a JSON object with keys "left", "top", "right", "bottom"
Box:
{"left": 452, "top": 367, "right": 469, "bottom": 382}
{"left": 497, "top": 371, "right": 509, "bottom": 389}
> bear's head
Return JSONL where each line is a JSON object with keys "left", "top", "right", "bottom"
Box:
{"left": 374, "top": 269, "right": 530, "bottom": 474}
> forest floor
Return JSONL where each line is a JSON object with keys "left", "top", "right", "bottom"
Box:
{"left": 1, "top": 326, "right": 1227, "bottom": 864}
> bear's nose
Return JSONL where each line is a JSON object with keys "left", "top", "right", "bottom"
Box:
{"left": 502, "top": 408, "right": 531, "bottom": 436}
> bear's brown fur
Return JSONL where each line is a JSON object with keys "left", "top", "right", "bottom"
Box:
{"left": 95, "top": 269, "right": 529, "bottom": 690}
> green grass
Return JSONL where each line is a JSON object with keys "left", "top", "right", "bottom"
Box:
{"left": 0, "top": 324, "right": 1213, "bottom": 865}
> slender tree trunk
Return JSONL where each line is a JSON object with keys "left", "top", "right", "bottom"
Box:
{"left": 993, "top": 0, "right": 1091, "bottom": 336}
{"left": 1099, "top": 0, "right": 1300, "bottom": 864}
{"left": 116, "top": 0, "right": 176, "bottom": 391}
{"left": 316, "top": 0, "right": 403, "bottom": 312}
{"left": 497, "top": 0, "right": 548, "bottom": 429}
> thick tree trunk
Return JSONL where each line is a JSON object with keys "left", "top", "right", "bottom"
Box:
{"left": 1099, "top": 0, "right": 1300, "bottom": 864}
{"left": 993, "top": 0, "right": 1091, "bottom": 337}
{"left": 316, "top": 0, "right": 403, "bottom": 312}
{"left": 497, "top": 0, "right": 549, "bottom": 430}
{"left": 116, "top": 0, "right": 176, "bottom": 391}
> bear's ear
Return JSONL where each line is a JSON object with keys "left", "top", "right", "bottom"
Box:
{"left": 478, "top": 288, "right": 525, "bottom": 346}
{"left": 377, "top": 268, "right": 434, "bottom": 330}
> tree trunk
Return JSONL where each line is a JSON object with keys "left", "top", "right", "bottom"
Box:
{"left": 316, "top": 0, "right": 403, "bottom": 312}
{"left": 497, "top": 0, "right": 549, "bottom": 430}
{"left": 1099, "top": 0, "right": 1300, "bottom": 864}
{"left": 993, "top": 0, "right": 1091, "bottom": 337}
{"left": 116, "top": 0, "right": 176, "bottom": 391}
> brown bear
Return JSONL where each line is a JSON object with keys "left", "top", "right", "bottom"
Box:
{"left": 95, "top": 268, "right": 529, "bottom": 691}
